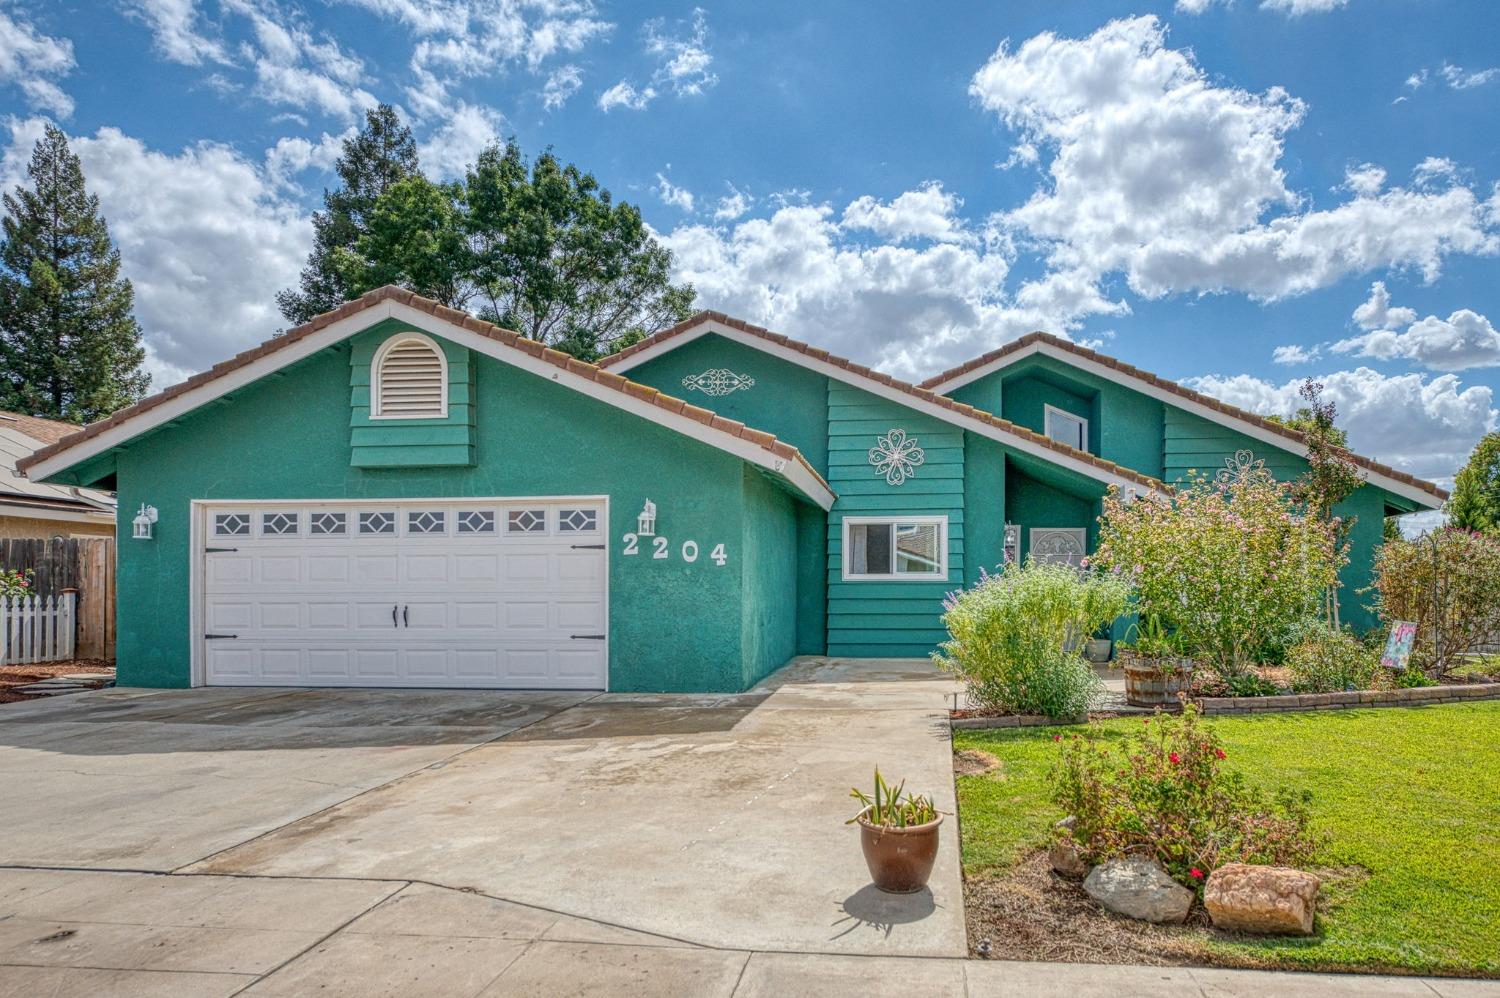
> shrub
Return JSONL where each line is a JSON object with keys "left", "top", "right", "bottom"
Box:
{"left": 1094, "top": 468, "right": 1342, "bottom": 678}
{"left": 934, "top": 561, "right": 1129, "bottom": 718}
{"left": 0, "top": 568, "right": 33, "bottom": 600}
{"left": 1286, "top": 623, "right": 1378, "bottom": 693}
{"left": 1050, "top": 705, "right": 1318, "bottom": 888}
{"left": 1369, "top": 528, "right": 1500, "bottom": 677}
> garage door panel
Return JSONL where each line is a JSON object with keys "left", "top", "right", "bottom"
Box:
{"left": 306, "top": 556, "right": 350, "bottom": 583}
{"left": 456, "top": 602, "right": 501, "bottom": 629}
{"left": 261, "top": 648, "right": 305, "bottom": 679}
{"left": 306, "top": 602, "right": 349, "bottom": 629}
{"left": 354, "top": 555, "right": 399, "bottom": 585}
{"left": 454, "top": 554, "right": 500, "bottom": 582}
{"left": 259, "top": 602, "right": 302, "bottom": 629}
{"left": 555, "top": 600, "right": 604, "bottom": 630}
{"left": 202, "top": 500, "right": 607, "bottom": 690}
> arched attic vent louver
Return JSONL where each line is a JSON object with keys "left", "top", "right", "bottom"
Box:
{"left": 372, "top": 333, "right": 448, "bottom": 418}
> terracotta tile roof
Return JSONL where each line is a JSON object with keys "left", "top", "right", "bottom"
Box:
{"left": 18, "top": 288, "right": 833, "bottom": 502}
{"left": 600, "top": 310, "right": 1169, "bottom": 495}
{"left": 919, "top": 331, "right": 1448, "bottom": 503}
{"left": 0, "top": 410, "right": 86, "bottom": 446}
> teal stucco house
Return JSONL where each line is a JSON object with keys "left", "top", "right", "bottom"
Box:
{"left": 21, "top": 287, "right": 1445, "bottom": 693}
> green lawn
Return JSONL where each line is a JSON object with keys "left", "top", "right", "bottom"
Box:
{"left": 954, "top": 702, "right": 1500, "bottom": 976}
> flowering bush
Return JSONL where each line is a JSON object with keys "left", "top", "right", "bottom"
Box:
{"left": 1369, "top": 528, "right": 1500, "bottom": 677}
{"left": 0, "top": 568, "right": 33, "bottom": 601}
{"left": 1093, "top": 470, "right": 1342, "bottom": 678}
{"left": 934, "top": 561, "right": 1129, "bottom": 718}
{"left": 1050, "top": 705, "right": 1318, "bottom": 888}
{"left": 1286, "top": 623, "right": 1377, "bottom": 693}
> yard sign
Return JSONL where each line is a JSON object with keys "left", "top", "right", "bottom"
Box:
{"left": 1380, "top": 621, "right": 1418, "bottom": 671}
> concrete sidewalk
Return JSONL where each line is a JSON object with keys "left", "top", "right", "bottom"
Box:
{"left": 0, "top": 869, "right": 1494, "bottom": 997}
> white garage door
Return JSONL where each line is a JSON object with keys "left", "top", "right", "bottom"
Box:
{"left": 198, "top": 499, "right": 608, "bottom": 689}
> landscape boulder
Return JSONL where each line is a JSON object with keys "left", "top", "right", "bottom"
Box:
{"left": 1204, "top": 863, "right": 1320, "bottom": 936}
{"left": 1082, "top": 857, "right": 1192, "bottom": 924}
{"left": 1048, "top": 817, "right": 1090, "bottom": 879}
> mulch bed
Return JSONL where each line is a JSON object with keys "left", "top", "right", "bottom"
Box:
{"left": 966, "top": 850, "right": 1216, "bottom": 967}
{"left": 0, "top": 660, "right": 114, "bottom": 704}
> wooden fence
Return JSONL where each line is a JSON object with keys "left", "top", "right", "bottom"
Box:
{"left": 0, "top": 593, "right": 77, "bottom": 665}
{"left": 0, "top": 538, "right": 115, "bottom": 661}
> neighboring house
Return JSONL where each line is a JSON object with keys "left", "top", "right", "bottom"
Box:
{"left": 19, "top": 288, "right": 1443, "bottom": 693}
{"left": 0, "top": 411, "right": 114, "bottom": 539}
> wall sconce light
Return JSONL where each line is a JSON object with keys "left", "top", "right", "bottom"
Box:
{"left": 132, "top": 504, "right": 158, "bottom": 540}
{"left": 636, "top": 499, "right": 657, "bottom": 537}
{"left": 1003, "top": 523, "right": 1020, "bottom": 565}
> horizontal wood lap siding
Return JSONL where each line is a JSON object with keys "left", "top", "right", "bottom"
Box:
{"left": 826, "top": 382, "right": 962, "bottom": 657}
{"left": 349, "top": 324, "right": 476, "bottom": 467}
{"left": 1162, "top": 407, "right": 1305, "bottom": 486}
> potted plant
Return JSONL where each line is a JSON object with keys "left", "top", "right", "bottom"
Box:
{"left": 848, "top": 769, "right": 942, "bottom": 894}
{"left": 1119, "top": 617, "right": 1195, "bottom": 706}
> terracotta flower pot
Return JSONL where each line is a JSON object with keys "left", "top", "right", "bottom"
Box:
{"left": 857, "top": 808, "right": 943, "bottom": 894}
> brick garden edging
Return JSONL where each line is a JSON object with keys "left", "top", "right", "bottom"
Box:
{"left": 948, "top": 682, "right": 1500, "bottom": 729}
{"left": 1196, "top": 682, "right": 1500, "bottom": 715}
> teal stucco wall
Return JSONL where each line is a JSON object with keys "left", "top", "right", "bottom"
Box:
{"left": 105, "top": 322, "right": 813, "bottom": 692}
{"left": 623, "top": 332, "right": 831, "bottom": 476}
{"left": 739, "top": 468, "right": 800, "bottom": 687}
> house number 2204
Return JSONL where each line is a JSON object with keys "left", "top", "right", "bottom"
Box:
{"left": 621, "top": 534, "right": 728, "bottom": 566}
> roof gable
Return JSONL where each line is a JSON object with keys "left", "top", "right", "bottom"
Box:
{"left": 601, "top": 311, "right": 1170, "bottom": 497}
{"left": 920, "top": 332, "right": 1446, "bottom": 508}
{"left": 19, "top": 288, "right": 834, "bottom": 510}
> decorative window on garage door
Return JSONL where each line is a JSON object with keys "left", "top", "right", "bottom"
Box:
{"left": 558, "top": 508, "right": 598, "bottom": 533}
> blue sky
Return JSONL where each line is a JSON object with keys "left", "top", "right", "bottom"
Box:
{"left": 1, "top": 0, "right": 1497, "bottom": 487}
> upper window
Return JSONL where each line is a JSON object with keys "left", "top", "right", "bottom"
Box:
{"left": 1044, "top": 404, "right": 1087, "bottom": 451}
{"left": 372, "top": 333, "right": 447, "bottom": 419}
{"left": 842, "top": 517, "right": 947, "bottom": 581}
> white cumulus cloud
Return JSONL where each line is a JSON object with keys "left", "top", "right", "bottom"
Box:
{"left": 3, "top": 117, "right": 314, "bottom": 383}
{"left": 0, "top": 9, "right": 76, "bottom": 117}
{"left": 1334, "top": 282, "right": 1500, "bottom": 371}
{"left": 969, "top": 16, "right": 1498, "bottom": 320}
{"left": 1272, "top": 344, "right": 1319, "bottom": 365}
{"left": 599, "top": 6, "right": 715, "bottom": 111}
{"left": 842, "top": 182, "right": 974, "bottom": 245}
{"left": 597, "top": 80, "right": 655, "bottom": 112}
{"left": 1186, "top": 367, "right": 1496, "bottom": 480}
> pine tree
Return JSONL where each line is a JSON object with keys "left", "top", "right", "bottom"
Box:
{"left": 1449, "top": 432, "right": 1500, "bottom": 534}
{"left": 0, "top": 124, "right": 149, "bottom": 423}
{"left": 276, "top": 104, "right": 420, "bottom": 325}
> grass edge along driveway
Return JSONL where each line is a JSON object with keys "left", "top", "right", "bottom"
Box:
{"left": 954, "top": 701, "right": 1500, "bottom": 977}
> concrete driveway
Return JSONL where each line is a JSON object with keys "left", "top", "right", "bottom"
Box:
{"left": 0, "top": 658, "right": 963, "bottom": 960}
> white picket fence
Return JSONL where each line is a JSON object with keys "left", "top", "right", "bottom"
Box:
{"left": 0, "top": 592, "right": 77, "bottom": 666}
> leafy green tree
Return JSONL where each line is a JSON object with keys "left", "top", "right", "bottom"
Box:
{"left": 1266, "top": 408, "right": 1349, "bottom": 448}
{"left": 461, "top": 142, "right": 694, "bottom": 360}
{"left": 1448, "top": 432, "right": 1500, "bottom": 534}
{"left": 0, "top": 125, "right": 149, "bottom": 422}
{"left": 1284, "top": 380, "right": 1363, "bottom": 626}
{"left": 333, "top": 176, "right": 471, "bottom": 310}
{"left": 325, "top": 139, "right": 694, "bottom": 361}
{"left": 277, "top": 104, "right": 420, "bottom": 325}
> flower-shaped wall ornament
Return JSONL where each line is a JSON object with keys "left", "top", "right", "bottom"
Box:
{"left": 682, "top": 369, "right": 755, "bottom": 397}
{"left": 868, "top": 428, "right": 925, "bottom": 486}
{"left": 1215, "top": 449, "right": 1267, "bottom": 484}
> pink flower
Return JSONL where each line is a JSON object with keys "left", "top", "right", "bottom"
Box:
{"left": 1053, "top": 734, "right": 1062, "bottom": 742}
{"left": 1215, "top": 748, "right": 1226, "bottom": 760}
{"left": 1189, "top": 867, "right": 1204, "bottom": 880}
{"left": 1169, "top": 752, "right": 1181, "bottom": 764}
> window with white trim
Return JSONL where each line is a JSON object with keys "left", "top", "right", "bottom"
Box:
{"left": 1044, "top": 404, "right": 1087, "bottom": 451}
{"left": 372, "top": 334, "right": 447, "bottom": 419}
{"left": 842, "top": 516, "right": 947, "bottom": 581}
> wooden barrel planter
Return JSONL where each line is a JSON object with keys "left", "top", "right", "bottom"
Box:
{"left": 1120, "top": 653, "right": 1195, "bottom": 707}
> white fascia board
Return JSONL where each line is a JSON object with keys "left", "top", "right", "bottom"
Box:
{"left": 0, "top": 501, "right": 115, "bottom": 525}
{"left": 926, "top": 340, "right": 1439, "bottom": 509}
{"left": 611, "top": 320, "right": 1161, "bottom": 498}
{"left": 27, "top": 302, "right": 836, "bottom": 512}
